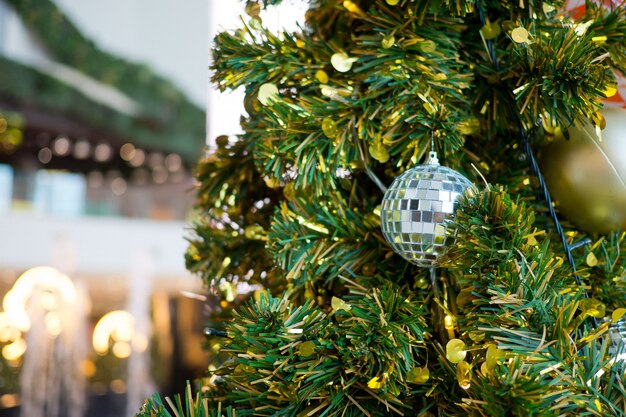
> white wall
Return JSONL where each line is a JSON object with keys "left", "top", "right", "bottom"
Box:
{"left": 0, "top": 0, "right": 50, "bottom": 63}
{"left": 0, "top": 213, "right": 193, "bottom": 282}
{"left": 52, "top": 0, "right": 209, "bottom": 109}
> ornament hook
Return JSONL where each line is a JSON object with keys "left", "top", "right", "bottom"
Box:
{"left": 426, "top": 151, "right": 440, "bottom": 166}
{"left": 428, "top": 131, "right": 439, "bottom": 165}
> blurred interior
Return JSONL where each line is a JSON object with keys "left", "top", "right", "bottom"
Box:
{"left": 0, "top": 0, "right": 209, "bottom": 416}
{"left": 0, "top": 1, "right": 307, "bottom": 416}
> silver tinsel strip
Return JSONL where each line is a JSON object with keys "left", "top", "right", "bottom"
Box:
{"left": 609, "top": 318, "right": 626, "bottom": 359}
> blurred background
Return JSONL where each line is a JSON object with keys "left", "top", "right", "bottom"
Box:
{"left": 0, "top": 0, "right": 208, "bottom": 416}
{"left": 0, "top": 1, "right": 305, "bottom": 417}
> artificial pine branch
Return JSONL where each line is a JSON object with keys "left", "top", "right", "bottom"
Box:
{"left": 170, "top": 1, "right": 626, "bottom": 416}
{"left": 186, "top": 139, "right": 283, "bottom": 290}
{"left": 510, "top": 27, "right": 614, "bottom": 127}
{"left": 584, "top": 1, "right": 626, "bottom": 74}
{"left": 212, "top": 286, "right": 430, "bottom": 416}
{"left": 446, "top": 185, "right": 626, "bottom": 416}
{"left": 136, "top": 382, "right": 235, "bottom": 417}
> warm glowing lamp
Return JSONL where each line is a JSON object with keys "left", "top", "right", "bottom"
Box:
{"left": 2, "top": 337, "right": 26, "bottom": 361}
{"left": 0, "top": 312, "right": 20, "bottom": 343}
{"left": 92, "top": 310, "right": 136, "bottom": 357}
{"left": 3, "top": 267, "right": 77, "bottom": 332}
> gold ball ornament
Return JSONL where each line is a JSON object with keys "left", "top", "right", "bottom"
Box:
{"left": 541, "top": 108, "right": 626, "bottom": 234}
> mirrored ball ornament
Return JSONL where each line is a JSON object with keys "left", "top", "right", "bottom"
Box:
{"left": 380, "top": 152, "right": 472, "bottom": 267}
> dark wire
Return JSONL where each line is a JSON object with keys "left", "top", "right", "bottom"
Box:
{"left": 474, "top": 1, "right": 585, "bottom": 289}
{"left": 204, "top": 328, "right": 229, "bottom": 338}
{"left": 476, "top": 3, "right": 500, "bottom": 72}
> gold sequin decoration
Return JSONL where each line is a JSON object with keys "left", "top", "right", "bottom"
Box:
{"left": 446, "top": 339, "right": 467, "bottom": 364}
{"left": 511, "top": 27, "right": 530, "bottom": 44}
{"left": 381, "top": 34, "right": 395, "bottom": 49}
{"left": 315, "top": 70, "right": 329, "bottom": 84}
{"left": 331, "top": 52, "right": 358, "bottom": 72}
{"left": 407, "top": 366, "right": 430, "bottom": 384}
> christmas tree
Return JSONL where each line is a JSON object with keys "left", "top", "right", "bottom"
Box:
{"left": 139, "top": 1, "right": 626, "bottom": 416}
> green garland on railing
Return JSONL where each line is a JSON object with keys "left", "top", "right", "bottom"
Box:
{"left": 0, "top": 57, "right": 203, "bottom": 160}
{"left": 2, "top": 0, "right": 205, "bottom": 162}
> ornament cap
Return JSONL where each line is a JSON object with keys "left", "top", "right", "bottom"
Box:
{"left": 426, "top": 151, "right": 440, "bottom": 166}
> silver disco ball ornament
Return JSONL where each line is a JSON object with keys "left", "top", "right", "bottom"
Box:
{"left": 380, "top": 152, "right": 472, "bottom": 267}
